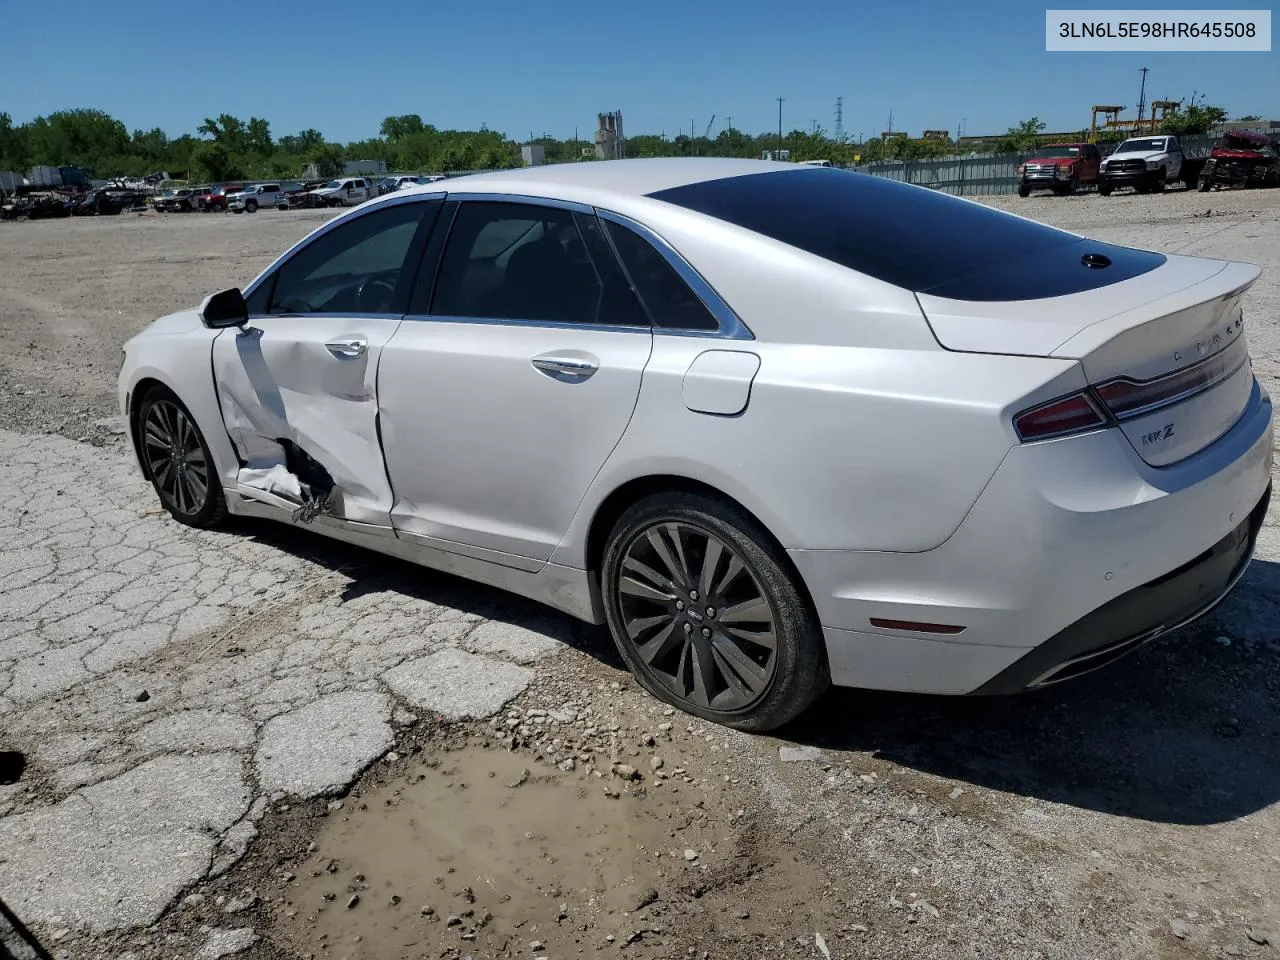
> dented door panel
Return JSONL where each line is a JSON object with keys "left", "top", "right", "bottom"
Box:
{"left": 212, "top": 316, "right": 402, "bottom": 525}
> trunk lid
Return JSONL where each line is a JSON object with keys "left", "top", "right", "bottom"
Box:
{"left": 918, "top": 255, "right": 1261, "bottom": 466}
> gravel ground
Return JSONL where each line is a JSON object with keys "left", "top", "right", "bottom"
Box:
{"left": 1, "top": 188, "right": 1278, "bottom": 960}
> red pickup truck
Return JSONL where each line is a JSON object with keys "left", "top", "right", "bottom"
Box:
{"left": 1017, "top": 142, "right": 1103, "bottom": 196}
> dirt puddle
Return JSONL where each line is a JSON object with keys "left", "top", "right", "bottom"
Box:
{"left": 271, "top": 734, "right": 787, "bottom": 958}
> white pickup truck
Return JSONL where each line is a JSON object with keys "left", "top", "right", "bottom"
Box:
{"left": 307, "top": 177, "right": 373, "bottom": 207}
{"left": 1098, "top": 135, "right": 1184, "bottom": 195}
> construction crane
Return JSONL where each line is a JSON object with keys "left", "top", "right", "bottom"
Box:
{"left": 704, "top": 115, "right": 716, "bottom": 139}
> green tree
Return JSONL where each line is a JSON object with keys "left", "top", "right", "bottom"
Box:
{"left": 999, "top": 117, "right": 1048, "bottom": 153}
{"left": 0, "top": 112, "right": 31, "bottom": 170}
{"left": 380, "top": 115, "right": 427, "bottom": 141}
{"left": 194, "top": 140, "right": 244, "bottom": 181}
{"left": 1160, "top": 97, "right": 1228, "bottom": 135}
{"left": 308, "top": 145, "right": 344, "bottom": 178}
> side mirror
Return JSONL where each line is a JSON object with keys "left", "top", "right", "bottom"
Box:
{"left": 199, "top": 288, "right": 249, "bottom": 329}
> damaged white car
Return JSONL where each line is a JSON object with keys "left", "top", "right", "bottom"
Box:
{"left": 119, "top": 159, "right": 1272, "bottom": 731}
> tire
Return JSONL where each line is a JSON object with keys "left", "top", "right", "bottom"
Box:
{"left": 1135, "top": 182, "right": 1150, "bottom": 195}
{"left": 134, "top": 386, "right": 226, "bottom": 529}
{"left": 246, "top": 199, "right": 258, "bottom": 213}
{"left": 1098, "top": 182, "right": 1112, "bottom": 196}
{"left": 1198, "top": 179, "right": 1212, "bottom": 193}
{"left": 601, "top": 491, "right": 830, "bottom": 732}
{"left": 1017, "top": 182, "right": 1031, "bottom": 197}
{"left": 1152, "top": 170, "right": 1166, "bottom": 193}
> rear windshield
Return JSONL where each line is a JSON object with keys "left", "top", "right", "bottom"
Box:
{"left": 648, "top": 169, "right": 1166, "bottom": 300}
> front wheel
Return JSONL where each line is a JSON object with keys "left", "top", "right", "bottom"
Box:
{"left": 601, "top": 492, "right": 830, "bottom": 732}
{"left": 1098, "top": 182, "right": 1113, "bottom": 196}
{"left": 135, "top": 388, "right": 226, "bottom": 528}
{"left": 246, "top": 199, "right": 258, "bottom": 213}
{"left": 1017, "top": 182, "right": 1031, "bottom": 197}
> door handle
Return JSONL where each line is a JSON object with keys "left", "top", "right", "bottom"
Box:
{"left": 531, "top": 354, "right": 598, "bottom": 380}
{"left": 325, "top": 338, "right": 368, "bottom": 358}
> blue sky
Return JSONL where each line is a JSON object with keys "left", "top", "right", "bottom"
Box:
{"left": 2, "top": 0, "right": 1275, "bottom": 142}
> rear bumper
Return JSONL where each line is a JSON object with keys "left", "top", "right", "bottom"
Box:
{"left": 792, "top": 379, "right": 1274, "bottom": 694}
{"left": 971, "top": 480, "right": 1269, "bottom": 694}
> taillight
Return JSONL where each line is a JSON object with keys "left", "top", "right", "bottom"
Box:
{"left": 1013, "top": 391, "right": 1107, "bottom": 442}
{"left": 1094, "top": 338, "right": 1248, "bottom": 420}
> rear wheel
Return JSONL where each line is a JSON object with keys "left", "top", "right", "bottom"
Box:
{"left": 135, "top": 387, "right": 226, "bottom": 528}
{"left": 601, "top": 492, "right": 830, "bottom": 732}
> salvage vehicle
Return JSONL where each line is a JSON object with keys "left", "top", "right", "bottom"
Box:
{"left": 228, "top": 183, "right": 289, "bottom": 213}
{"left": 1098, "top": 135, "right": 1184, "bottom": 195}
{"left": 1197, "top": 129, "right": 1280, "bottom": 191}
{"left": 155, "top": 187, "right": 201, "bottom": 212}
{"left": 197, "top": 185, "right": 237, "bottom": 212}
{"left": 1017, "top": 142, "right": 1102, "bottom": 196}
{"left": 118, "top": 159, "right": 1273, "bottom": 731}
{"left": 307, "top": 177, "right": 373, "bottom": 206}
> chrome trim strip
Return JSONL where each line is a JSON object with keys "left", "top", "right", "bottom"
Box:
{"left": 594, "top": 209, "right": 754, "bottom": 341}
{"left": 445, "top": 191, "right": 596, "bottom": 215}
{"left": 401, "top": 313, "right": 650, "bottom": 334}
{"left": 1096, "top": 336, "right": 1251, "bottom": 422}
{"left": 241, "top": 192, "right": 446, "bottom": 301}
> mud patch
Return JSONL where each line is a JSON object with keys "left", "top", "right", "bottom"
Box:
{"left": 271, "top": 736, "right": 738, "bottom": 956}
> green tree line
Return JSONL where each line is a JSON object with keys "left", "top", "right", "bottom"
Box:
{"left": 0, "top": 101, "right": 1242, "bottom": 182}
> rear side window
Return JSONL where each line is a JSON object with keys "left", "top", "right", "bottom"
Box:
{"left": 602, "top": 219, "right": 719, "bottom": 331}
{"left": 648, "top": 169, "right": 1166, "bottom": 301}
{"left": 432, "top": 201, "right": 643, "bottom": 326}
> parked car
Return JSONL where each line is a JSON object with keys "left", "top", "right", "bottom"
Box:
{"left": 377, "top": 175, "right": 428, "bottom": 195}
{"left": 118, "top": 159, "right": 1273, "bottom": 731}
{"left": 1017, "top": 143, "right": 1102, "bottom": 196}
{"left": 155, "top": 187, "right": 201, "bottom": 212}
{"left": 228, "top": 183, "right": 289, "bottom": 213}
{"left": 198, "top": 185, "right": 237, "bottom": 212}
{"left": 1197, "top": 129, "right": 1280, "bottom": 191}
{"left": 307, "top": 177, "right": 372, "bottom": 207}
{"left": 1098, "top": 135, "right": 1184, "bottom": 195}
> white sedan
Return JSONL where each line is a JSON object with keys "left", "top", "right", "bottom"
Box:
{"left": 118, "top": 158, "right": 1273, "bottom": 731}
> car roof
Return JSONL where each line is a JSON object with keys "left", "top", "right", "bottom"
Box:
{"left": 395, "top": 157, "right": 800, "bottom": 206}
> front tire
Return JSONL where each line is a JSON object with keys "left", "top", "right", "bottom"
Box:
{"left": 135, "top": 387, "right": 226, "bottom": 529}
{"left": 1098, "top": 182, "right": 1113, "bottom": 196}
{"left": 1017, "top": 182, "right": 1031, "bottom": 197}
{"left": 601, "top": 492, "right": 830, "bottom": 732}
{"left": 246, "top": 199, "right": 258, "bottom": 213}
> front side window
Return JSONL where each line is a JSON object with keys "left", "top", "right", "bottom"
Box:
{"left": 254, "top": 202, "right": 427, "bottom": 316}
{"left": 431, "top": 201, "right": 618, "bottom": 325}
{"left": 603, "top": 219, "right": 719, "bottom": 331}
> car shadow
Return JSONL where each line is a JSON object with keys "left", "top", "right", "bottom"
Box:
{"left": 228, "top": 518, "right": 626, "bottom": 671}
{"left": 229, "top": 519, "right": 1280, "bottom": 826}
{"left": 778, "top": 559, "right": 1280, "bottom": 827}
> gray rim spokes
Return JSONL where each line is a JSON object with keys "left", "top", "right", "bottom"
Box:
{"left": 143, "top": 401, "right": 208, "bottom": 515}
{"left": 619, "top": 522, "right": 778, "bottom": 712}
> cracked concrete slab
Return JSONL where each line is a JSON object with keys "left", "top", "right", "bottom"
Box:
{"left": 255, "top": 691, "right": 393, "bottom": 797}
{"left": 382, "top": 648, "right": 535, "bottom": 719}
{"left": 0, "top": 430, "right": 565, "bottom": 943}
{"left": 0, "top": 755, "right": 250, "bottom": 933}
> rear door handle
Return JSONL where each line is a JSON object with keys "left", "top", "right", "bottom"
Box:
{"left": 531, "top": 354, "right": 598, "bottom": 380}
{"left": 325, "top": 337, "right": 368, "bottom": 358}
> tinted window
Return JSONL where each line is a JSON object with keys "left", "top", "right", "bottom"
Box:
{"left": 432, "top": 202, "right": 638, "bottom": 326}
{"left": 603, "top": 219, "right": 719, "bottom": 331}
{"left": 648, "top": 169, "right": 1166, "bottom": 302}
{"left": 261, "top": 202, "right": 425, "bottom": 315}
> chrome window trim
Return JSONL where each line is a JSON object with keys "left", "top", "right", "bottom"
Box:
{"left": 594, "top": 208, "right": 754, "bottom": 341}
{"left": 401, "top": 314, "right": 651, "bottom": 335}
{"left": 444, "top": 192, "right": 596, "bottom": 215}
{"left": 241, "top": 191, "right": 446, "bottom": 304}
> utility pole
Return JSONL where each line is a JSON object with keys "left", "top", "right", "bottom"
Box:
{"left": 1136, "top": 66, "right": 1150, "bottom": 127}
{"left": 776, "top": 97, "right": 785, "bottom": 155}
{"left": 725, "top": 115, "right": 733, "bottom": 132}
{"left": 834, "top": 96, "right": 844, "bottom": 142}
{"left": 810, "top": 119, "right": 818, "bottom": 134}
{"left": 691, "top": 119, "right": 696, "bottom": 155}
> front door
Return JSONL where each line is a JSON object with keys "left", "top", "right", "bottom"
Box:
{"left": 377, "top": 199, "right": 653, "bottom": 568}
{"left": 212, "top": 197, "right": 438, "bottom": 525}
